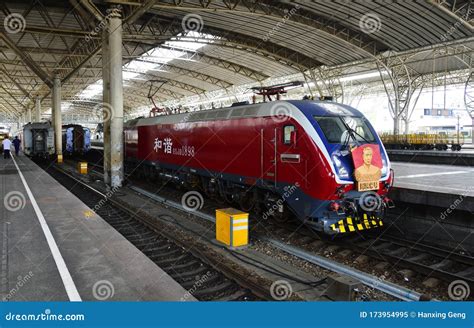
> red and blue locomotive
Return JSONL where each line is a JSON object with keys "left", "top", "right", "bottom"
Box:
{"left": 124, "top": 100, "right": 394, "bottom": 234}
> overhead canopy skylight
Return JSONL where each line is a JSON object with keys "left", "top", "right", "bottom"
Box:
{"left": 78, "top": 79, "right": 103, "bottom": 99}
{"left": 76, "top": 31, "right": 215, "bottom": 101}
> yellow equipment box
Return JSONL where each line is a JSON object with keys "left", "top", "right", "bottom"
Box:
{"left": 216, "top": 208, "right": 248, "bottom": 248}
{"left": 78, "top": 162, "right": 88, "bottom": 174}
{"left": 57, "top": 154, "right": 63, "bottom": 164}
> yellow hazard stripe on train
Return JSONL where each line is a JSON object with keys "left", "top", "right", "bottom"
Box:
{"left": 330, "top": 215, "right": 383, "bottom": 233}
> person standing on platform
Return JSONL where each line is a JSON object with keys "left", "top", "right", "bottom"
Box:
{"left": 12, "top": 136, "right": 21, "bottom": 156}
{"left": 2, "top": 137, "right": 11, "bottom": 159}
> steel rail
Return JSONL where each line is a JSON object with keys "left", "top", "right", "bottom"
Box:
{"left": 49, "top": 166, "right": 274, "bottom": 300}
{"left": 263, "top": 237, "right": 430, "bottom": 302}
{"left": 128, "top": 185, "right": 427, "bottom": 301}
{"left": 129, "top": 185, "right": 216, "bottom": 223}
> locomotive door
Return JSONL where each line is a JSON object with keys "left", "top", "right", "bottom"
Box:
{"left": 261, "top": 128, "right": 278, "bottom": 186}
{"left": 279, "top": 124, "right": 305, "bottom": 187}
{"left": 32, "top": 130, "right": 46, "bottom": 153}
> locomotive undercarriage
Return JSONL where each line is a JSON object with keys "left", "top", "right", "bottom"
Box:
{"left": 127, "top": 161, "right": 295, "bottom": 223}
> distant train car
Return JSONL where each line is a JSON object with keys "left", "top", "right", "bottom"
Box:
{"left": 23, "top": 122, "right": 55, "bottom": 157}
{"left": 62, "top": 124, "right": 91, "bottom": 155}
{"left": 381, "top": 133, "right": 463, "bottom": 151}
{"left": 124, "top": 100, "right": 394, "bottom": 234}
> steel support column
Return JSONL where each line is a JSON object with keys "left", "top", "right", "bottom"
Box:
{"left": 108, "top": 8, "right": 124, "bottom": 188}
{"left": 102, "top": 26, "right": 112, "bottom": 185}
{"left": 52, "top": 74, "right": 62, "bottom": 155}
{"left": 464, "top": 71, "right": 474, "bottom": 144}
{"left": 35, "top": 96, "right": 41, "bottom": 122}
{"left": 376, "top": 56, "right": 423, "bottom": 135}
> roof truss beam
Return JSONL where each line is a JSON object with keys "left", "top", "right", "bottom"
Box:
{"left": 0, "top": 32, "right": 53, "bottom": 88}
{"left": 158, "top": 44, "right": 268, "bottom": 81}
{"left": 110, "top": 0, "right": 385, "bottom": 55}
{"left": 133, "top": 59, "right": 233, "bottom": 88}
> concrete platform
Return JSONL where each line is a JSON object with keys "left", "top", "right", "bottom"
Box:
{"left": 390, "top": 162, "right": 474, "bottom": 212}
{"left": 0, "top": 155, "right": 194, "bottom": 301}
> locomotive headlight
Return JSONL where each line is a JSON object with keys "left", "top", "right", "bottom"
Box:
{"left": 332, "top": 155, "right": 349, "bottom": 179}
{"left": 338, "top": 167, "right": 349, "bottom": 178}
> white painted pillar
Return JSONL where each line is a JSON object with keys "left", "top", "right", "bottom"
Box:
{"left": 35, "top": 95, "right": 41, "bottom": 122}
{"left": 52, "top": 74, "right": 62, "bottom": 155}
{"left": 108, "top": 8, "right": 123, "bottom": 188}
{"left": 102, "top": 25, "right": 111, "bottom": 185}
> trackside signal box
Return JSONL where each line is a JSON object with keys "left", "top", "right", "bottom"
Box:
{"left": 78, "top": 162, "right": 88, "bottom": 174}
{"left": 216, "top": 208, "right": 248, "bottom": 248}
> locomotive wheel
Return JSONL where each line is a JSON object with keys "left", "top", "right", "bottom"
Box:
{"left": 271, "top": 212, "right": 289, "bottom": 223}
{"left": 218, "top": 189, "right": 234, "bottom": 204}
{"left": 238, "top": 192, "right": 255, "bottom": 212}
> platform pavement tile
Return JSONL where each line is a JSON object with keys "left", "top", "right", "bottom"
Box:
{"left": 5, "top": 245, "right": 68, "bottom": 301}
{"left": 6, "top": 233, "right": 58, "bottom": 270}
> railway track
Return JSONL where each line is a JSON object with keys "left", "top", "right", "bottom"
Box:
{"left": 274, "top": 220, "right": 474, "bottom": 289}
{"left": 127, "top": 180, "right": 473, "bottom": 299}
{"left": 263, "top": 224, "right": 471, "bottom": 297}
{"left": 63, "top": 158, "right": 473, "bottom": 299}
{"left": 37, "top": 161, "right": 263, "bottom": 301}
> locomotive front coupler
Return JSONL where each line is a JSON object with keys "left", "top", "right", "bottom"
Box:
{"left": 342, "top": 199, "right": 358, "bottom": 216}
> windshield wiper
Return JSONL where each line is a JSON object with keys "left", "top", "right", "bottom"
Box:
{"left": 340, "top": 117, "right": 371, "bottom": 144}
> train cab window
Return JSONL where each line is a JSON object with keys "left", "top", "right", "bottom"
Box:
{"left": 283, "top": 125, "right": 295, "bottom": 144}
{"left": 314, "top": 116, "right": 375, "bottom": 144}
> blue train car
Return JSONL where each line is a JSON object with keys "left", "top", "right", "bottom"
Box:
{"left": 62, "top": 124, "right": 91, "bottom": 155}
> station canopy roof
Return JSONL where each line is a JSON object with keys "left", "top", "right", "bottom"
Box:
{"left": 0, "top": 0, "right": 472, "bottom": 121}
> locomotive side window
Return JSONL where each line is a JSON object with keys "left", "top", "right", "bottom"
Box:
{"left": 314, "top": 116, "right": 375, "bottom": 143}
{"left": 283, "top": 125, "right": 295, "bottom": 144}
